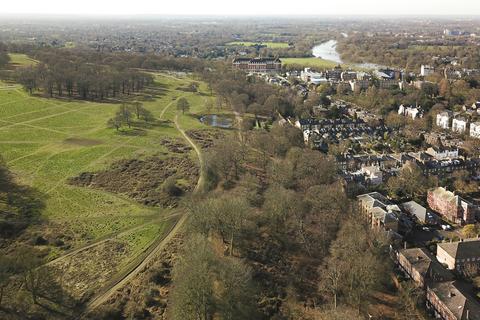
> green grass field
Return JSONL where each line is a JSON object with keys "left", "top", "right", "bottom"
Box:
{"left": 281, "top": 57, "right": 340, "bottom": 69}
{"left": 226, "top": 41, "right": 290, "bottom": 48}
{"left": 8, "top": 53, "right": 38, "bottom": 67}
{"left": 0, "top": 72, "right": 217, "bottom": 249}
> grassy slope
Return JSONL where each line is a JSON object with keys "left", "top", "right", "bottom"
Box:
{"left": 0, "top": 73, "right": 214, "bottom": 249}
{"left": 8, "top": 53, "right": 38, "bottom": 67}
{"left": 226, "top": 41, "right": 290, "bottom": 48}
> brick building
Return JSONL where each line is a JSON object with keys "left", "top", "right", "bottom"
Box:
{"left": 232, "top": 57, "right": 281, "bottom": 73}
{"left": 397, "top": 248, "right": 453, "bottom": 288}
{"left": 426, "top": 281, "right": 480, "bottom": 320}
{"left": 437, "top": 239, "right": 480, "bottom": 273}
{"left": 357, "top": 192, "right": 401, "bottom": 232}
{"left": 427, "top": 187, "right": 477, "bottom": 225}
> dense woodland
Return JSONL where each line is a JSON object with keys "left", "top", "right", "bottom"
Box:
{"left": 15, "top": 49, "right": 212, "bottom": 101}
{"left": 0, "top": 43, "right": 9, "bottom": 68}
{"left": 337, "top": 34, "right": 480, "bottom": 71}
{"left": 161, "top": 124, "right": 396, "bottom": 319}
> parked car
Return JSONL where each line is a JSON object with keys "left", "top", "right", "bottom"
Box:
{"left": 441, "top": 224, "right": 452, "bottom": 231}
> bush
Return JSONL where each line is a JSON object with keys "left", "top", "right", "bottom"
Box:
{"left": 92, "top": 305, "right": 124, "bottom": 320}
{"left": 161, "top": 177, "right": 182, "bottom": 197}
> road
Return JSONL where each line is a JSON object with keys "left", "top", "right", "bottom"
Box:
{"left": 82, "top": 101, "right": 205, "bottom": 315}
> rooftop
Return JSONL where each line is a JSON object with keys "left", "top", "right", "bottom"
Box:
{"left": 429, "top": 281, "right": 480, "bottom": 320}
{"left": 399, "top": 247, "right": 453, "bottom": 281}
{"left": 437, "top": 238, "right": 480, "bottom": 261}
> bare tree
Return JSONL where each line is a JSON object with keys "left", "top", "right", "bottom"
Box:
{"left": 177, "top": 97, "right": 190, "bottom": 114}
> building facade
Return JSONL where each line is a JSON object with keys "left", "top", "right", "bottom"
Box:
{"left": 452, "top": 117, "right": 469, "bottom": 134}
{"left": 470, "top": 122, "right": 480, "bottom": 138}
{"left": 426, "top": 281, "right": 480, "bottom": 320}
{"left": 427, "top": 187, "right": 477, "bottom": 225}
{"left": 357, "top": 192, "right": 401, "bottom": 232}
{"left": 437, "top": 112, "right": 453, "bottom": 130}
{"left": 437, "top": 239, "right": 480, "bottom": 272}
{"left": 398, "top": 248, "right": 453, "bottom": 288}
{"left": 232, "top": 57, "right": 282, "bottom": 73}
{"left": 421, "top": 65, "right": 435, "bottom": 77}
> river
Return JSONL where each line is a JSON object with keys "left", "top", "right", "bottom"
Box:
{"left": 311, "top": 40, "right": 386, "bottom": 70}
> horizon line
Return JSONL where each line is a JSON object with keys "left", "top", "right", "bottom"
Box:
{"left": 1, "top": 13, "right": 480, "bottom": 18}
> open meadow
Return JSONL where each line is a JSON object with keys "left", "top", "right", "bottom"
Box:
{"left": 0, "top": 71, "right": 230, "bottom": 307}
{"left": 281, "top": 57, "right": 341, "bottom": 69}
{"left": 226, "top": 41, "right": 290, "bottom": 48}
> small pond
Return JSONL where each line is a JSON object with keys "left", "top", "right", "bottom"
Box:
{"left": 199, "top": 114, "right": 233, "bottom": 128}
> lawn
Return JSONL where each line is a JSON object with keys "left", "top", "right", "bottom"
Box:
{"left": 8, "top": 53, "right": 38, "bottom": 67}
{"left": 0, "top": 72, "right": 216, "bottom": 250}
{"left": 0, "top": 70, "right": 235, "bottom": 315}
{"left": 226, "top": 41, "right": 290, "bottom": 48}
{"left": 281, "top": 57, "right": 340, "bottom": 69}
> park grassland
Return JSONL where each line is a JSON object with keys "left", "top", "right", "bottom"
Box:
{"left": 281, "top": 57, "right": 340, "bottom": 69}
{"left": 226, "top": 41, "right": 290, "bottom": 48}
{"left": 8, "top": 53, "right": 38, "bottom": 67}
{"left": 0, "top": 72, "right": 215, "bottom": 255}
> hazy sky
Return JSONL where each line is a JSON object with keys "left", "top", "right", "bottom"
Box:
{"left": 2, "top": 0, "right": 480, "bottom": 16}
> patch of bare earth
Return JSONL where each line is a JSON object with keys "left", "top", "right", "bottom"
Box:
{"left": 63, "top": 137, "right": 103, "bottom": 146}
{"left": 68, "top": 156, "right": 198, "bottom": 207}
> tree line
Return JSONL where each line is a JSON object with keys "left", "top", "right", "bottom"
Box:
{"left": 16, "top": 53, "right": 153, "bottom": 100}
{"left": 0, "top": 42, "right": 9, "bottom": 68}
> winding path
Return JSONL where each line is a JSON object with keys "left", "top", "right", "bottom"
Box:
{"left": 82, "top": 89, "right": 205, "bottom": 315}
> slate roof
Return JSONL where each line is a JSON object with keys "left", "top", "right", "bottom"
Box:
{"left": 399, "top": 247, "right": 454, "bottom": 282}
{"left": 429, "top": 281, "right": 480, "bottom": 320}
{"left": 402, "top": 201, "right": 428, "bottom": 223}
{"left": 437, "top": 239, "right": 480, "bottom": 261}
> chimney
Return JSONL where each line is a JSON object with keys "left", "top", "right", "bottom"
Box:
{"left": 404, "top": 242, "right": 407, "bottom": 249}
{"left": 467, "top": 309, "right": 469, "bottom": 320}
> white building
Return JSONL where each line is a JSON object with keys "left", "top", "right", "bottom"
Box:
{"left": 426, "top": 147, "right": 459, "bottom": 160}
{"left": 436, "top": 111, "right": 452, "bottom": 129}
{"left": 300, "top": 68, "right": 328, "bottom": 85}
{"left": 398, "top": 105, "right": 423, "bottom": 120}
{"left": 349, "top": 79, "right": 369, "bottom": 91}
{"left": 361, "top": 166, "right": 383, "bottom": 185}
{"left": 470, "top": 122, "right": 480, "bottom": 138}
{"left": 452, "top": 117, "right": 469, "bottom": 134}
{"left": 421, "top": 65, "right": 435, "bottom": 77}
